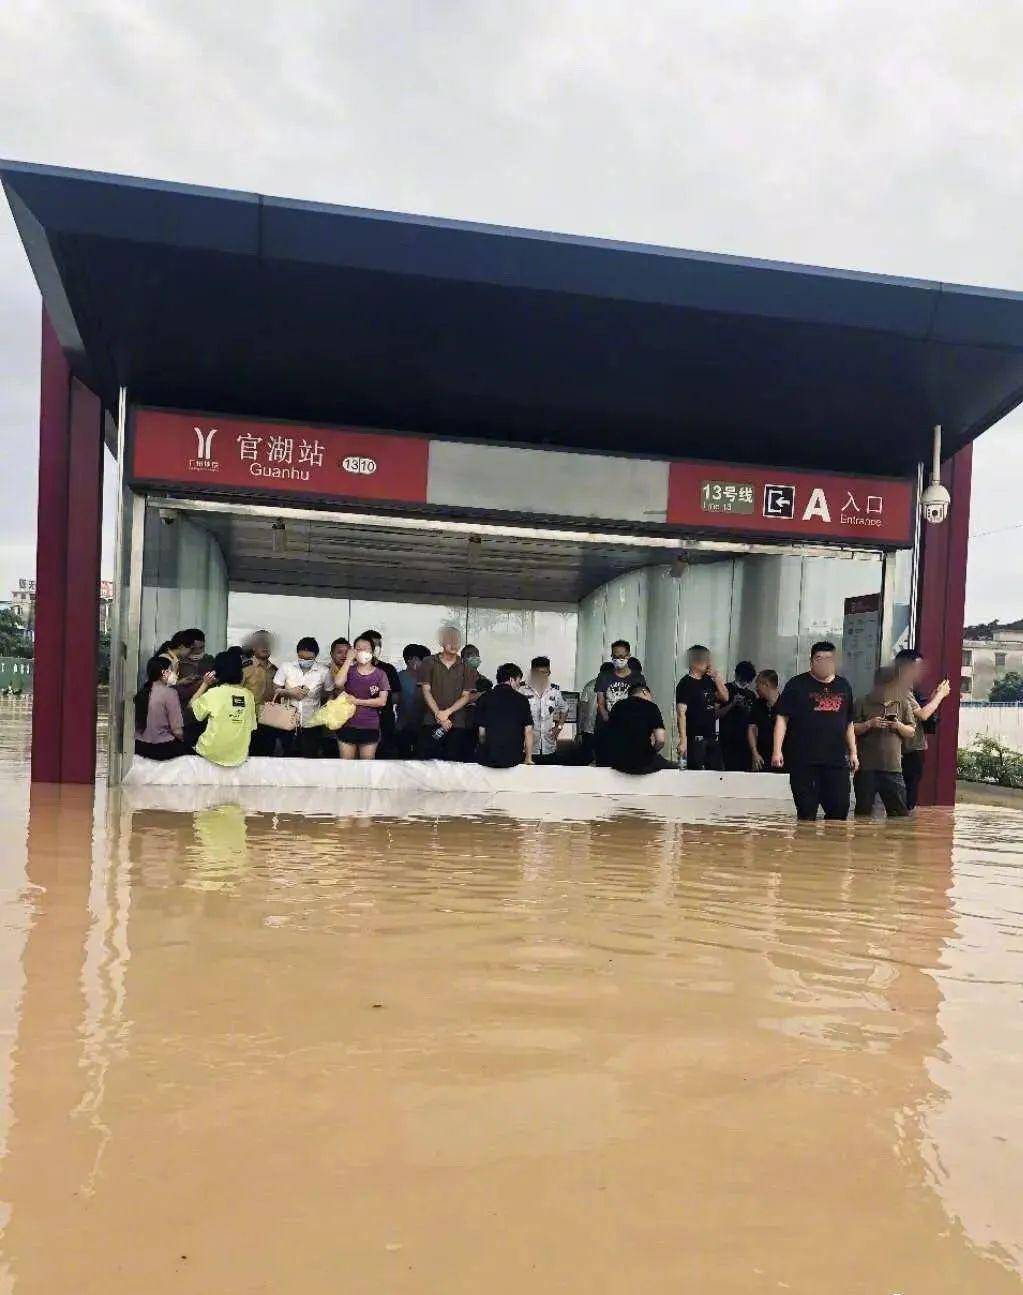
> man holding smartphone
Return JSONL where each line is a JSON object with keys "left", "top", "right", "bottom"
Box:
{"left": 852, "top": 665, "right": 916, "bottom": 817}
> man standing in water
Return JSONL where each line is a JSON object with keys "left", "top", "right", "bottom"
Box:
{"left": 773, "top": 641, "right": 858, "bottom": 821}
{"left": 894, "top": 648, "right": 951, "bottom": 812}
{"left": 852, "top": 665, "right": 915, "bottom": 817}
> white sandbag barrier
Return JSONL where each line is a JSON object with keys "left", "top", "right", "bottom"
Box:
{"left": 124, "top": 755, "right": 792, "bottom": 801}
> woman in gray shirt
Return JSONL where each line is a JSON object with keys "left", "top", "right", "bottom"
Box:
{"left": 134, "top": 655, "right": 193, "bottom": 760}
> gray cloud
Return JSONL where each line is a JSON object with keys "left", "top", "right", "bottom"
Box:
{"left": 1, "top": 0, "right": 1022, "bottom": 613}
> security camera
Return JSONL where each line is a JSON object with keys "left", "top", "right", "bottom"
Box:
{"left": 158, "top": 507, "right": 178, "bottom": 526}
{"left": 921, "top": 481, "right": 950, "bottom": 525}
{"left": 920, "top": 425, "right": 951, "bottom": 525}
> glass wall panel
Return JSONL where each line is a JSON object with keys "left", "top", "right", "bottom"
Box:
{"left": 676, "top": 559, "right": 738, "bottom": 674}
{"left": 140, "top": 509, "right": 229, "bottom": 663}
{"left": 796, "top": 555, "right": 883, "bottom": 667}
{"left": 576, "top": 587, "right": 607, "bottom": 686}
{"left": 576, "top": 571, "right": 651, "bottom": 691}
{"left": 887, "top": 548, "right": 914, "bottom": 656}
{"left": 228, "top": 591, "right": 352, "bottom": 661}
{"left": 644, "top": 565, "right": 683, "bottom": 719}
{"left": 576, "top": 549, "right": 886, "bottom": 745}
{"left": 732, "top": 555, "right": 804, "bottom": 682}
{"left": 465, "top": 605, "right": 578, "bottom": 690}
{"left": 228, "top": 592, "right": 578, "bottom": 686}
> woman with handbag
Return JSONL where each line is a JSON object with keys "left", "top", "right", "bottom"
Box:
{"left": 331, "top": 636, "right": 391, "bottom": 760}
{"left": 272, "top": 637, "right": 333, "bottom": 758}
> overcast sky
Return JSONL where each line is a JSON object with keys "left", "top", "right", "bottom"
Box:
{"left": 1, "top": 0, "right": 1022, "bottom": 619}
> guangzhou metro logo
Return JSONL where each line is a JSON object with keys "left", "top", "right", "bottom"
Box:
{"left": 188, "top": 426, "right": 220, "bottom": 472}
{"left": 341, "top": 455, "right": 377, "bottom": 475}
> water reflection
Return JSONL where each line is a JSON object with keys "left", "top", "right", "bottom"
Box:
{"left": 0, "top": 711, "right": 1020, "bottom": 1290}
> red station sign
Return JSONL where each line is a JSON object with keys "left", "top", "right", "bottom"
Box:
{"left": 667, "top": 460, "right": 915, "bottom": 544}
{"left": 131, "top": 409, "right": 430, "bottom": 505}
{"left": 132, "top": 408, "right": 916, "bottom": 547}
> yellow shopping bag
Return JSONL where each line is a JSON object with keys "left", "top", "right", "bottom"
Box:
{"left": 310, "top": 692, "right": 357, "bottom": 730}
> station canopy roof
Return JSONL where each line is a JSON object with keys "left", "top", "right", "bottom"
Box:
{"left": 6, "top": 159, "right": 1023, "bottom": 476}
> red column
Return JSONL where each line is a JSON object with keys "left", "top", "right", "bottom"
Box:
{"left": 915, "top": 444, "right": 972, "bottom": 807}
{"left": 31, "top": 311, "right": 104, "bottom": 785}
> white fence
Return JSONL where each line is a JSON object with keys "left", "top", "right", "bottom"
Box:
{"left": 959, "top": 704, "right": 1023, "bottom": 752}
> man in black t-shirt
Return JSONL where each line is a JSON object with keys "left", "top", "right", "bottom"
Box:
{"left": 605, "top": 680, "right": 674, "bottom": 774}
{"left": 674, "top": 644, "right": 729, "bottom": 770}
{"left": 747, "top": 668, "right": 782, "bottom": 772}
{"left": 773, "top": 641, "right": 858, "bottom": 821}
{"left": 718, "top": 660, "right": 757, "bottom": 771}
{"left": 476, "top": 663, "right": 535, "bottom": 769}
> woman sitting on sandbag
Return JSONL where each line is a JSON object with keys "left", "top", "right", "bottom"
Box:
{"left": 189, "top": 651, "right": 257, "bottom": 767}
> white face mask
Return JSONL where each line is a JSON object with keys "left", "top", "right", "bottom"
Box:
{"left": 165, "top": 671, "right": 178, "bottom": 686}
{"left": 298, "top": 659, "right": 314, "bottom": 671}
{"left": 356, "top": 650, "right": 373, "bottom": 665}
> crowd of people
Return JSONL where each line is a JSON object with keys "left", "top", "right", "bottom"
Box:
{"left": 134, "top": 623, "right": 951, "bottom": 820}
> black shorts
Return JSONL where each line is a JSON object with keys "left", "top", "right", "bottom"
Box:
{"left": 337, "top": 725, "right": 380, "bottom": 746}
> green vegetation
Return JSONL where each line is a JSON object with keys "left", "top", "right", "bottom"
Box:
{"left": 957, "top": 736, "right": 1023, "bottom": 788}
{"left": 988, "top": 671, "right": 1023, "bottom": 703}
{"left": 0, "top": 608, "right": 32, "bottom": 659}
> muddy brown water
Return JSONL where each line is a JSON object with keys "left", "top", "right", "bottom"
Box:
{"left": 0, "top": 698, "right": 1021, "bottom": 1292}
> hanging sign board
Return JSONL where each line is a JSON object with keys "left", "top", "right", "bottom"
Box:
{"left": 132, "top": 409, "right": 430, "bottom": 505}
{"left": 668, "top": 461, "right": 915, "bottom": 544}
{"left": 132, "top": 407, "right": 915, "bottom": 547}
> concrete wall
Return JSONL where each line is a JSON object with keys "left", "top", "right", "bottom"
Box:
{"left": 959, "top": 705, "right": 1023, "bottom": 752}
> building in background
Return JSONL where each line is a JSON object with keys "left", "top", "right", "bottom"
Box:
{"left": 8, "top": 576, "right": 113, "bottom": 637}
{"left": 9, "top": 578, "right": 35, "bottom": 630}
{"left": 961, "top": 622, "right": 1023, "bottom": 700}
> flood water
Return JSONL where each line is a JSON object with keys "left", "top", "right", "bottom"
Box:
{"left": 0, "top": 699, "right": 1021, "bottom": 1292}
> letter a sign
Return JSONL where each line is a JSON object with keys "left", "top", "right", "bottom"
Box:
{"left": 802, "top": 487, "right": 831, "bottom": 523}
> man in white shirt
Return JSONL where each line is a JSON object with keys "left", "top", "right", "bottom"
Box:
{"left": 521, "top": 655, "right": 570, "bottom": 762}
{"left": 273, "top": 635, "right": 334, "bottom": 757}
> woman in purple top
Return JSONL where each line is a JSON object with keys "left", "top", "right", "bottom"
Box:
{"left": 332, "top": 636, "right": 390, "bottom": 760}
{"left": 134, "top": 655, "right": 194, "bottom": 760}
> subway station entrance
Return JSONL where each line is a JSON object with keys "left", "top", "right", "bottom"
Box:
{"left": 107, "top": 403, "right": 913, "bottom": 785}
{"left": 6, "top": 160, "right": 1023, "bottom": 801}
